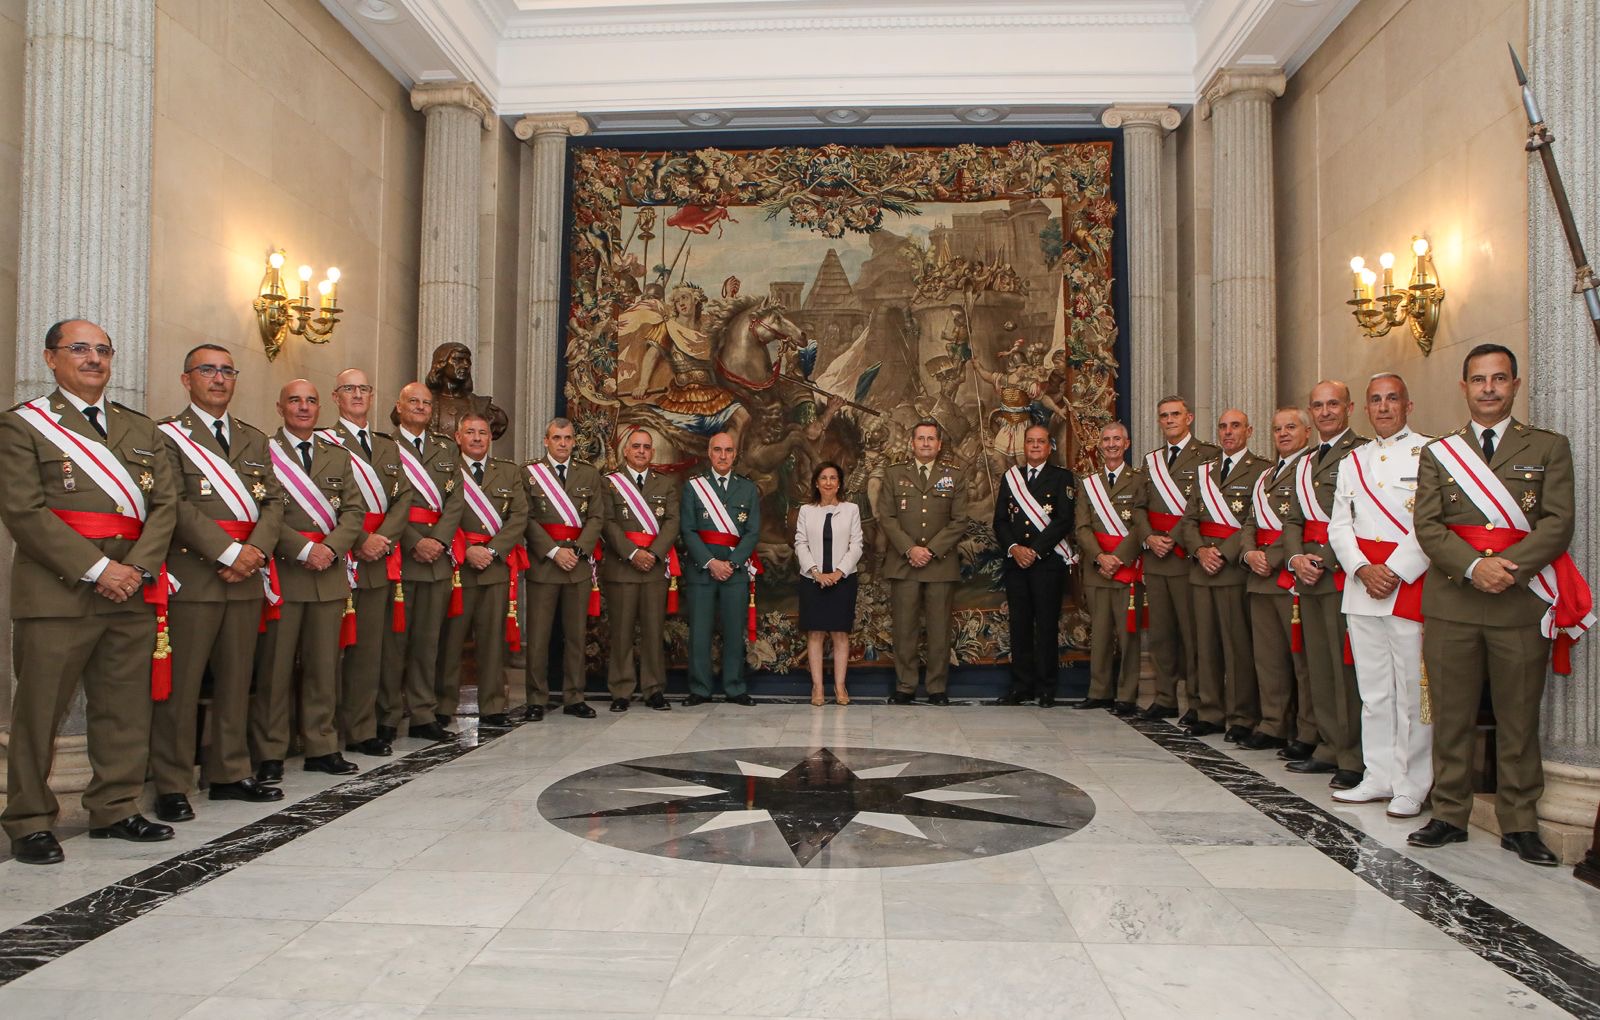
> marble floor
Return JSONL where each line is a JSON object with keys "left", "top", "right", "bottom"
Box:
{"left": 2, "top": 699, "right": 1598, "bottom": 1019}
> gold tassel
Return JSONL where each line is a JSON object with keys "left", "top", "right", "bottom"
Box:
{"left": 1419, "top": 655, "right": 1432, "bottom": 725}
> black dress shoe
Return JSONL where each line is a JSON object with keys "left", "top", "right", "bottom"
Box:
{"left": 435, "top": 713, "right": 452, "bottom": 728}
{"left": 89, "top": 814, "right": 174, "bottom": 842}
{"left": 11, "top": 831, "right": 64, "bottom": 865}
{"left": 564, "top": 702, "right": 598, "bottom": 718}
{"left": 1038, "top": 695, "right": 1056, "bottom": 708}
{"left": 684, "top": 694, "right": 709, "bottom": 706}
{"left": 1501, "top": 831, "right": 1558, "bottom": 867}
{"left": 409, "top": 722, "right": 457, "bottom": 741}
{"left": 1073, "top": 698, "right": 1113, "bottom": 710}
{"left": 1141, "top": 704, "right": 1177, "bottom": 720}
{"left": 1278, "top": 740, "right": 1315, "bottom": 761}
{"left": 304, "top": 752, "right": 360, "bottom": 775}
{"left": 1407, "top": 819, "right": 1469, "bottom": 848}
{"left": 1241, "top": 733, "right": 1287, "bottom": 751}
{"left": 610, "top": 698, "right": 630, "bottom": 713}
{"left": 209, "top": 777, "right": 285, "bottom": 803}
{"left": 995, "top": 691, "right": 1034, "bottom": 706}
{"left": 1329, "top": 769, "right": 1364, "bottom": 791}
{"left": 255, "top": 759, "right": 284, "bottom": 784}
{"left": 725, "top": 693, "right": 756, "bottom": 706}
{"left": 346, "top": 737, "right": 394, "bottom": 756}
{"left": 890, "top": 691, "right": 916, "bottom": 705}
{"left": 645, "top": 692, "right": 671, "bottom": 711}
{"left": 154, "top": 793, "right": 195, "bottom": 823}
{"left": 927, "top": 693, "right": 951, "bottom": 706}
{"left": 1223, "top": 725, "right": 1251, "bottom": 744}
{"left": 1185, "top": 721, "right": 1223, "bottom": 737}
{"left": 376, "top": 725, "right": 398, "bottom": 743}
{"left": 1286, "top": 758, "right": 1336, "bottom": 774}
{"left": 524, "top": 705, "right": 546, "bottom": 721}
{"left": 479, "top": 714, "right": 511, "bottom": 728}
{"left": 1112, "top": 700, "right": 1140, "bottom": 716}
{"left": 1176, "top": 708, "right": 1198, "bottom": 726}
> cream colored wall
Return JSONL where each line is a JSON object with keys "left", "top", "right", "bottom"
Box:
{"left": 1, "top": 0, "right": 22, "bottom": 403}
{"left": 147, "top": 0, "right": 424, "bottom": 427}
{"left": 1275, "top": 0, "right": 1528, "bottom": 437}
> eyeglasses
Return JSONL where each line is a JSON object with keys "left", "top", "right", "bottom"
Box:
{"left": 49, "top": 343, "right": 115, "bottom": 359}
{"left": 334, "top": 384, "right": 374, "bottom": 395}
{"left": 187, "top": 364, "right": 240, "bottom": 379}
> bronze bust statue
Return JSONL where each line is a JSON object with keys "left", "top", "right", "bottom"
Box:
{"left": 392, "top": 342, "right": 509, "bottom": 439}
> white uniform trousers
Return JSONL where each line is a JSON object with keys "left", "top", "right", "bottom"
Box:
{"left": 1345, "top": 614, "right": 1433, "bottom": 802}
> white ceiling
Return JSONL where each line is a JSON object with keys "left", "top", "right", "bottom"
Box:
{"left": 322, "top": 0, "right": 1356, "bottom": 130}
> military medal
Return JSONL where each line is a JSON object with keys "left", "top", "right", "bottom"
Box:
{"left": 1278, "top": 501, "right": 1290, "bottom": 516}
{"left": 1119, "top": 508, "right": 1132, "bottom": 521}
{"left": 1449, "top": 493, "right": 1459, "bottom": 504}
{"left": 62, "top": 458, "right": 76, "bottom": 492}
{"left": 200, "top": 478, "right": 213, "bottom": 497}
{"left": 138, "top": 471, "right": 154, "bottom": 493}
{"left": 1230, "top": 499, "right": 1244, "bottom": 512}
{"left": 654, "top": 504, "right": 665, "bottom": 518}
{"left": 251, "top": 481, "right": 267, "bottom": 501}
{"left": 736, "top": 510, "right": 749, "bottom": 523}
{"left": 1043, "top": 502, "right": 1053, "bottom": 514}
{"left": 444, "top": 478, "right": 454, "bottom": 493}
{"left": 1522, "top": 490, "right": 1538, "bottom": 511}
{"left": 330, "top": 495, "right": 342, "bottom": 509}
{"left": 1405, "top": 497, "right": 1415, "bottom": 512}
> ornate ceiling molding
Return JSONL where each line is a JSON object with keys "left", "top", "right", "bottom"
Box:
{"left": 410, "top": 81, "right": 497, "bottom": 129}
{"left": 503, "top": 9, "right": 1191, "bottom": 41}
{"left": 1100, "top": 103, "right": 1183, "bottom": 132}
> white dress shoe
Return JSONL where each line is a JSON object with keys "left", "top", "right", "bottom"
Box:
{"left": 1332, "top": 780, "right": 1393, "bottom": 804}
{"left": 1386, "top": 795, "right": 1423, "bottom": 818}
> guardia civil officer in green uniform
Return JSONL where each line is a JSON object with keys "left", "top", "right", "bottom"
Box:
{"left": 152, "top": 343, "right": 284, "bottom": 824}
{"left": 680, "top": 429, "right": 761, "bottom": 705}
{"left": 2, "top": 319, "right": 179, "bottom": 865}
{"left": 876, "top": 419, "right": 971, "bottom": 704}
{"left": 1283, "top": 380, "right": 1369, "bottom": 791}
{"left": 1408, "top": 343, "right": 1588, "bottom": 867}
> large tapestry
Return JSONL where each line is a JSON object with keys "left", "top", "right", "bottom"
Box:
{"left": 562, "top": 139, "right": 1122, "bottom": 674}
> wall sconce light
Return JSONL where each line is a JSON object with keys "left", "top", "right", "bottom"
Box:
{"left": 1346, "top": 236, "right": 1445, "bottom": 355}
{"left": 253, "top": 250, "right": 343, "bottom": 361}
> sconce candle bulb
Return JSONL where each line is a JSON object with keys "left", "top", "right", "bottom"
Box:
{"left": 252, "top": 250, "right": 345, "bottom": 360}
{"left": 1346, "top": 234, "right": 1444, "bottom": 354}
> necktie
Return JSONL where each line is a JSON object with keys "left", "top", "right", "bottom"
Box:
{"left": 1276, "top": 458, "right": 1286, "bottom": 475}
{"left": 412, "top": 436, "right": 423, "bottom": 456}
{"left": 472, "top": 462, "right": 484, "bottom": 486}
{"left": 84, "top": 405, "right": 106, "bottom": 438}
{"left": 557, "top": 463, "right": 567, "bottom": 485}
{"left": 718, "top": 475, "right": 727, "bottom": 493}
{"left": 298, "top": 440, "right": 313, "bottom": 472}
{"left": 214, "top": 419, "right": 229, "bottom": 454}
{"left": 822, "top": 511, "right": 834, "bottom": 574}
{"left": 1027, "top": 467, "right": 1037, "bottom": 485}
{"left": 358, "top": 429, "right": 371, "bottom": 459}
{"left": 636, "top": 473, "right": 646, "bottom": 489}
{"left": 1318, "top": 442, "right": 1332, "bottom": 463}
{"left": 1167, "top": 445, "right": 1179, "bottom": 467}
{"left": 1107, "top": 470, "right": 1116, "bottom": 488}
{"left": 1219, "top": 457, "right": 1232, "bottom": 482}
{"left": 1482, "top": 428, "right": 1497, "bottom": 461}
{"left": 921, "top": 463, "right": 930, "bottom": 485}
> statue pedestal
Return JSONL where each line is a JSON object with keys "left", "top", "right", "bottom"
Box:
{"left": 1469, "top": 793, "right": 1594, "bottom": 866}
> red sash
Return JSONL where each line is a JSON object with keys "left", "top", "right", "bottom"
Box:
{"left": 214, "top": 518, "right": 284, "bottom": 633}
{"left": 699, "top": 530, "right": 765, "bottom": 640}
{"left": 1450, "top": 524, "right": 1594, "bottom": 674}
{"left": 1198, "top": 521, "right": 1238, "bottom": 541}
{"left": 1146, "top": 511, "right": 1187, "bottom": 558}
{"left": 52, "top": 509, "right": 173, "bottom": 700}
{"left": 626, "top": 531, "right": 682, "bottom": 614}
{"left": 1094, "top": 533, "right": 1144, "bottom": 633}
{"left": 408, "top": 507, "right": 467, "bottom": 619}
{"left": 1298, "top": 520, "right": 1346, "bottom": 591}
{"left": 1354, "top": 537, "right": 1424, "bottom": 622}
{"left": 1253, "top": 527, "right": 1296, "bottom": 592}
{"left": 295, "top": 529, "right": 357, "bottom": 648}
{"left": 461, "top": 529, "right": 532, "bottom": 650}
{"left": 359, "top": 512, "right": 405, "bottom": 630}
{"left": 541, "top": 522, "right": 603, "bottom": 616}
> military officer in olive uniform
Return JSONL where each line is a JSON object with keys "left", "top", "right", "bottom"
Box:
{"left": 993, "top": 424, "right": 1076, "bottom": 706}
{"left": 152, "top": 344, "right": 285, "bottom": 824}
{"left": 438, "top": 413, "right": 528, "bottom": 726}
{"left": 1409, "top": 344, "right": 1585, "bottom": 867}
{"left": 876, "top": 420, "right": 971, "bottom": 705}
{"left": 1073, "top": 421, "right": 1148, "bottom": 714}
{"left": 601, "top": 428, "right": 681, "bottom": 712}
{"left": 252, "top": 379, "right": 366, "bottom": 781}
{"left": 1138, "top": 396, "right": 1219, "bottom": 720}
{"left": 524, "top": 416, "right": 605, "bottom": 718}
{"left": 1174, "top": 410, "right": 1271, "bottom": 739}
{"left": 2, "top": 319, "right": 180, "bottom": 865}
{"left": 385, "top": 382, "right": 465, "bottom": 741}
{"left": 1283, "top": 380, "right": 1369, "bottom": 791}
{"left": 680, "top": 430, "right": 762, "bottom": 705}
{"left": 1239, "top": 408, "right": 1315, "bottom": 754}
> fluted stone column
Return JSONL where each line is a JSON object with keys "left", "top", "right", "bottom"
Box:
{"left": 1200, "top": 69, "right": 1285, "bottom": 437}
{"left": 513, "top": 114, "right": 590, "bottom": 459}
{"left": 411, "top": 82, "right": 494, "bottom": 380}
{"left": 1526, "top": 1, "right": 1600, "bottom": 855}
{"left": 2, "top": 0, "right": 154, "bottom": 810}
{"left": 1102, "top": 105, "right": 1182, "bottom": 433}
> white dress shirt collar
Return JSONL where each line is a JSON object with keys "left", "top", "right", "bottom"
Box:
{"left": 398, "top": 426, "right": 427, "bottom": 452}
{"left": 1373, "top": 426, "right": 1414, "bottom": 449}
{"left": 60, "top": 388, "right": 107, "bottom": 422}
{"left": 340, "top": 417, "right": 371, "bottom": 437}
{"left": 188, "top": 403, "right": 230, "bottom": 440}
{"left": 1471, "top": 418, "right": 1511, "bottom": 445}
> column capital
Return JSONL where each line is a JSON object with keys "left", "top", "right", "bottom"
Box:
{"left": 1197, "top": 68, "right": 1286, "bottom": 120}
{"left": 410, "top": 81, "right": 495, "bottom": 130}
{"left": 1100, "top": 104, "right": 1182, "bottom": 133}
{"left": 514, "top": 113, "right": 592, "bottom": 143}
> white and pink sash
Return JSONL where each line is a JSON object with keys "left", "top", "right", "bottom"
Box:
{"left": 17, "top": 399, "right": 147, "bottom": 520}
{"left": 1144, "top": 449, "right": 1187, "bottom": 516}
{"left": 1295, "top": 454, "right": 1331, "bottom": 523}
{"left": 527, "top": 461, "right": 582, "bottom": 527}
{"left": 460, "top": 469, "right": 504, "bottom": 534}
{"left": 1083, "top": 472, "right": 1128, "bottom": 538}
{"left": 608, "top": 472, "right": 659, "bottom": 536}
{"left": 317, "top": 428, "right": 387, "bottom": 514}
{"left": 159, "top": 421, "right": 258, "bottom": 523}
{"left": 1003, "top": 465, "right": 1076, "bottom": 563}
{"left": 269, "top": 437, "right": 338, "bottom": 534}
{"left": 1196, "top": 461, "right": 1242, "bottom": 530}
{"left": 396, "top": 438, "right": 443, "bottom": 511}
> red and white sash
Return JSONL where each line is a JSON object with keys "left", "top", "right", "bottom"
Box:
{"left": 460, "top": 468, "right": 504, "bottom": 534}
{"left": 1196, "top": 461, "right": 1241, "bottom": 530}
{"left": 397, "top": 437, "right": 443, "bottom": 511}
{"left": 1430, "top": 434, "right": 1596, "bottom": 643}
{"left": 689, "top": 475, "right": 741, "bottom": 538}
{"left": 1295, "top": 455, "right": 1331, "bottom": 524}
{"left": 269, "top": 437, "right": 338, "bottom": 534}
{"left": 317, "top": 428, "right": 388, "bottom": 514}
{"left": 609, "top": 472, "right": 659, "bottom": 536}
{"left": 1252, "top": 451, "right": 1303, "bottom": 532}
{"left": 159, "top": 421, "right": 258, "bottom": 523}
{"left": 527, "top": 461, "right": 582, "bottom": 528}
{"left": 1347, "top": 446, "right": 1415, "bottom": 544}
{"left": 1003, "top": 465, "right": 1076, "bottom": 563}
{"left": 17, "top": 400, "right": 147, "bottom": 520}
{"left": 1144, "top": 449, "right": 1187, "bottom": 516}
{"left": 1083, "top": 472, "right": 1128, "bottom": 538}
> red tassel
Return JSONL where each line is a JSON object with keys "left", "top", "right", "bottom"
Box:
{"left": 1342, "top": 631, "right": 1354, "bottom": 666}
{"left": 1290, "top": 596, "right": 1303, "bottom": 653}
{"left": 150, "top": 614, "right": 172, "bottom": 701}
{"left": 1554, "top": 633, "right": 1574, "bottom": 676}
{"left": 1126, "top": 586, "right": 1138, "bottom": 633}
{"left": 391, "top": 583, "right": 407, "bottom": 632}
{"left": 506, "top": 610, "right": 522, "bottom": 653}
{"left": 340, "top": 595, "right": 358, "bottom": 648}
{"left": 667, "top": 577, "right": 679, "bottom": 615}
{"left": 447, "top": 569, "right": 464, "bottom": 618}
{"left": 747, "top": 581, "right": 758, "bottom": 642}
{"left": 588, "top": 581, "right": 602, "bottom": 617}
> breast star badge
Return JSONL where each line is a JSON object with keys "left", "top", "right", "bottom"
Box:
{"left": 444, "top": 478, "right": 455, "bottom": 493}
{"left": 654, "top": 505, "right": 665, "bottom": 517}
{"left": 138, "top": 471, "right": 154, "bottom": 493}
{"left": 1405, "top": 496, "right": 1415, "bottom": 512}
{"left": 1119, "top": 509, "right": 1133, "bottom": 521}
{"left": 251, "top": 481, "right": 267, "bottom": 501}
{"left": 329, "top": 495, "right": 341, "bottom": 509}
{"left": 736, "top": 510, "right": 749, "bottom": 523}
{"left": 1521, "top": 490, "right": 1538, "bottom": 511}
{"left": 1230, "top": 499, "right": 1244, "bottom": 512}
{"left": 1278, "top": 502, "right": 1290, "bottom": 516}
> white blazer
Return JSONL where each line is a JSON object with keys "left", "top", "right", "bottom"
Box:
{"left": 794, "top": 501, "right": 864, "bottom": 577}
{"left": 1327, "top": 428, "right": 1432, "bottom": 617}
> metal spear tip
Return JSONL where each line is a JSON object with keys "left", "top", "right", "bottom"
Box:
{"left": 1508, "top": 43, "right": 1529, "bottom": 86}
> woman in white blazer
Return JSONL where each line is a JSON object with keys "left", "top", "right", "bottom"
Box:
{"left": 794, "top": 462, "right": 863, "bottom": 705}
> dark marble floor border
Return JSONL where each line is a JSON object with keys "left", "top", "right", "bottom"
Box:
{"left": 0, "top": 723, "right": 516, "bottom": 987}
{"left": 1121, "top": 715, "right": 1600, "bottom": 1019}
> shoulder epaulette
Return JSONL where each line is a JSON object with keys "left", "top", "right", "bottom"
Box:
{"left": 109, "top": 402, "right": 150, "bottom": 420}
{"left": 234, "top": 418, "right": 265, "bottom": 437}
{"left": 158, "top": 414, "right": 180, "bottom": 424}
{"left": 491, "top": 456, "right": 515, "bottom": 466}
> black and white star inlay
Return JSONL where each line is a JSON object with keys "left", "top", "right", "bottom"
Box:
{"left": 538, "top": 746, "right": 1095, "bottom": 869}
